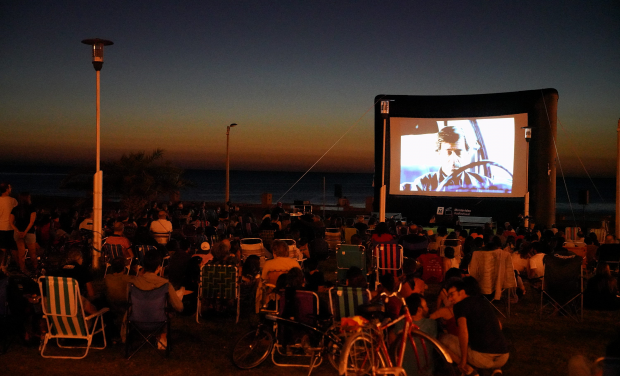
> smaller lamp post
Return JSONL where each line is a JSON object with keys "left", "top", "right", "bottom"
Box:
{"left": 522, "top": 126, "right": 532, "bottom": 229}
{"left": 225, "top": 123, "right": 238, "bottom": 212}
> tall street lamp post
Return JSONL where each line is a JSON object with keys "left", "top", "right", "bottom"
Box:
{"left": 225, "top": 123, "right": 238, "bottom": 212}
{"left": 380, "top": 101, "right": 389, "bottom": 222}
{"left": 81, "top": 38, "right": 113, "bottom": 269}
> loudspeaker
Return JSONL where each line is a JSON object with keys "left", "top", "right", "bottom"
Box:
{"left": 578, "top": 190, "right": 589, "bottom": 205}
{"left": 334, "top": 184, "right": 343, "bottom": 198}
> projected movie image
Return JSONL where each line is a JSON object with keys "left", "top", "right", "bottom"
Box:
{"left": 397, "top": 117, "right": 519, "bottom": 195}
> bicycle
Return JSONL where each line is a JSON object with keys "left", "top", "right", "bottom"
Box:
{"left": 232, "top": 290, "right": 343, "bottom": 374}
{"left": 339, "top": 292, "right": 456, "bottom": 376}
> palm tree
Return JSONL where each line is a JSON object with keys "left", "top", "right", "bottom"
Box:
{"left": 62, "top": 149, "right": 191, "bottom": 216}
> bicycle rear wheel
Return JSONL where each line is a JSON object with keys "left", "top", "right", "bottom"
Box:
{"left": 339, "top": 332, "right": 387, "bottom": 376}
{"left": 232, "top": 327, "right": 274, "bottom": 369}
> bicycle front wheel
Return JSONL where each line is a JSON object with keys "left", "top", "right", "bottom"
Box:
{"left": 339, "top": 332, "right": 387, "bottom": 376}
{"left": 231, "top": 327, "right": 274, "bottom": 369}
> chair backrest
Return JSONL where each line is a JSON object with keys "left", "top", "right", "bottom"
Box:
{"left": 564, "top": 227, "right": 581, "bottom": 241}
{"left": 374, "top": 243, "right": 403, "bottom": 276}
{"left": 240, "top": 238, "right": 264, "bottom": 259}
{"left": 329, "top": 286, "right": 371, "bottom": 321}
{"left": 281, "top": 239, "right": 299, "bottom": 259}
{"left": 543, "top": 253, "right": 583, "bottom": 304}
{"left": 344, "top": 228, "right": 358, "bottom": 244}
{"left": 38, "top": 276, "right": 87, "bottom": 336}
{"left": 264, "top": 269, "right": 287, "bottom": 286}
{"left": 337, "top": 245, "right": 366, "bottom": 271}
{"left": 259, "top": 230, "right": 275, "bottom": 250}
{"left": 278, "top": 290, "right": 319, "bottom": 326}
{"left": 134, "top": 245, "right": 158, "bottom": 265}
{"left": 468, "top": 249, "right": 517, "bottom": 295}
{"left": 128, "top": 283, "right": 168, "bottom": 323}
{"left": 200, "top": 264, "right": 238, "bottom": 300}
{"left": 103, "top": 243, "right": 124, "bottom": 260}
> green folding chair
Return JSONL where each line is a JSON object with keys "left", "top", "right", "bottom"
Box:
{"left": 328, "top": 286, "right": 372, "bottom": 322}
{"left": 196, "top": 264, "right": 240, "bottom": 323}
{"left": 336, "top": 245, "right": 366, "bottom": 283}
{"left": 38, "top": 276, "right": 109, "bottom": 359}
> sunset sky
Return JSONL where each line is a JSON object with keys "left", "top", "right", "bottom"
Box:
{"left": 1, "top": 1, "right": 618, "bottom": 176}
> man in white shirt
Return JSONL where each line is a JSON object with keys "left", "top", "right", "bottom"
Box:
{"left": 0, "top": 183, "right": 18, "bottom": 267}
{"left": 150, "top": 211, "right": 173, "bottom": 245}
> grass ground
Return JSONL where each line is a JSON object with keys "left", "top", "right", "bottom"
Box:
{"left": 3, "top": 260, "right": 618, "bottom": 376}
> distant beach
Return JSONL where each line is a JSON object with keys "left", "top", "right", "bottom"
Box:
{"left": 0, "top": 167, "right": 615, "bottom": 224}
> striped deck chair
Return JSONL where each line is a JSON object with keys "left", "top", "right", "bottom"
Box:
{"left": 328, "top": 286, "right": 372, "bottom": 322}
{"left": 38, "top": 276, "right": 109, "bottom": 359}
{"left": 103, "top": 243, "right": 132, "bottom": 276}
{"left": 197, "top": 264, "right": 240, "bottom": 323}
{"left": 373, "top": 243, "right": 404, "bottom": 288}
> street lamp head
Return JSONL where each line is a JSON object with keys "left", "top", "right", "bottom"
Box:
{"left": 81, "top": 38, "right": 114, "bottom": 71}
{"left": 230, "top": 123, "right": 238, "bottom": 128}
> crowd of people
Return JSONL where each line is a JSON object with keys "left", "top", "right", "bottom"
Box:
{"left": 1, "top": 180, "right": 619, "bottom": 374}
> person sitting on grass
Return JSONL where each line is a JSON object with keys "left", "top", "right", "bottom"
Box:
{"left": 440, "top": 277, "right": 509, "bottom": 376}
{"left": 397, "top": 293, "right": 438, "bottom": 376}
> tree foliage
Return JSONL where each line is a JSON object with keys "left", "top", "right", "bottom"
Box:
{"left": 61, "top": 149, "right": 191, "bottom": 215}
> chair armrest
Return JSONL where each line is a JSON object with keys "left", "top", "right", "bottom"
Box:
{"left": 85, "top": 307, "right": 110, "bottom": 321}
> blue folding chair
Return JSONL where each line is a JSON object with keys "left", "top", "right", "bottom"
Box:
{"left": 103, "top": 243, "right": 132, "bottom": 276}
{"left": 328, "top": 286, "right": 372, "bottom": 322}
{"left": 125, "top": 283, "right": 170, "bottom": 359}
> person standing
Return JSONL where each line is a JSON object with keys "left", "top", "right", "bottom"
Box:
{"left": 10, "top": 192, "right": 37, "bottom": 274}
{"left": 0, "top": 183, "right": 18, "bottom": 268}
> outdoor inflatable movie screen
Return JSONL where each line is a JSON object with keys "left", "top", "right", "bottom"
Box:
{"left": 389, "top": 113, "right": 528, "bottom": 197}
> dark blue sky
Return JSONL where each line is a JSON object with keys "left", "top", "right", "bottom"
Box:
{"left": 1, "top": 1, "right": 618, "bottom": 175}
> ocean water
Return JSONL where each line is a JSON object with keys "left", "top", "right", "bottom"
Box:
{"left": 0, "top": 168, "right": 615, "bottom": 214}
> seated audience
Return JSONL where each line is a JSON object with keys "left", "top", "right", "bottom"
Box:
{"left": 261, "top": 240, "right": 301, "bottom": 280}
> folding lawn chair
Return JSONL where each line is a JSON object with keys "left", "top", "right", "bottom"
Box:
{"left": 468, "top": 249, "right": 517, "bottom": 318}
{"left": 325, "top": 228, "right": 342, "bottom": 251}
{"left": 256, "top": 269, "right": 288, "bottom": 313}
{"left": 240, "top": 238, "right": 266, "bottom": 263}
{"left": 271, "top": 290, "right": 323, "bottom": 371}
{"left": 38, "top": 276, "right": 109, "bottom": 359}
{"left": 196, "top": 264, "right": 240, "bottom": 323}
{"left": 328, "top": 286, "right": 372, "bottom": 322}
{"left": 373, "top": 243, "right": 404, "bottom": 288}
{"left": 336, "top": 245, "right": 366, "bottom": 283}
{"left": 125, "top": 283, "right": 170, "bottom": 359}
{"left": 0, "top": 277, "right": 9, "bottom": 354}
{"left": 344, "top": 228, "right": 358, "bottom": 244}
{"left": 540, "top": 253, "right": 584, "bottom": 322}
{"left": 133, "top": 245, "right": 158, "bottom": 271}
{"left": 103, "top": 243, "right": 132, "bottom": 276}
{"left": 282, "top": 239, "right": 306, "bottom": 267}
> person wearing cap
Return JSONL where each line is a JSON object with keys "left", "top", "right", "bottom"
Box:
{"left": 105, "top": 222, "right": 134, "bottom": 261}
